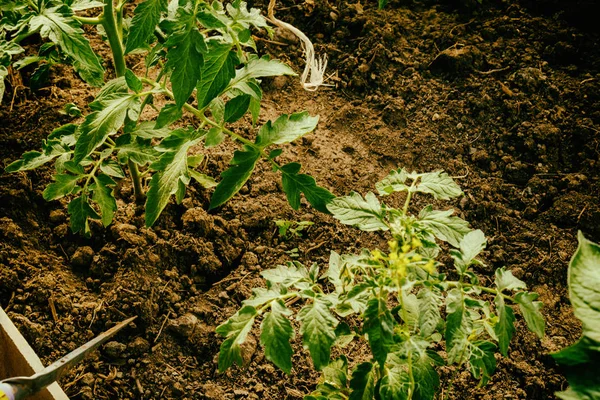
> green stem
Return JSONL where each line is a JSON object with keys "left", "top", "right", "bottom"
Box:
{"left": 407, "top": 350, "right": 415, "bottom": 400}
{"left": 257, "top": 292, "right": 298, "bottom": 314}
{"left": 101, "top": 0, "right": 126, "bottom": 77}
{"left": 74, "top": 15, "right": 104, "bottom": 25}
{"left": 11, "top": 29, "right": 37, "bottom": 44}
{"left": 128, "top": 160, "right": 144, "bottom": 203}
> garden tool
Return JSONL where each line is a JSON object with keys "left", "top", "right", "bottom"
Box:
{"left": 0, "top": 316, "right": 136, "bottom": 400}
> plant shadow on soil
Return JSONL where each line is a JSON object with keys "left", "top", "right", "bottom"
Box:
{"left": 1, "top": 0, "right": 599, "bottom": 398}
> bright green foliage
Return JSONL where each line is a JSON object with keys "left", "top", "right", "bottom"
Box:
{"left": 217, "top": 169, "right": 545, "bottom": 399}
{"left": 552, "top": 232, "right": 600, "bottom": 400}
{"left": 275, "top": 219, "right": 314, "bottom": 240}
{"left": 5, "top": 0, "right": 332, "bottom": 236}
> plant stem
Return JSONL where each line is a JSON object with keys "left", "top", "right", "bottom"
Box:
{"left": 102, "top": 0, "right": 126, "bottom": 78}
{"left": 74, "top": 15, "right": 104, "bottom": 25}
{"left": 128, "top": 160, "right": 144, "bottom": 203}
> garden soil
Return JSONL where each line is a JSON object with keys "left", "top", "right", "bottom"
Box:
{"left": 1, "top": 0, "right": 599, "bottom": 398}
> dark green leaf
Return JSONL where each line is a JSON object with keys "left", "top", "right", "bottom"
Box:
{"left": 6, "top": 150, "right": 56, "bottom": 172}
{"left": 327, "top": 192, "right": 388, "bottom": 232}
{"left": 216, "top": 305, "right": 258, "bottom": 371}
{"left": 298, "top": 298, "right": 338, "bottom": 370}
{"left": 280, "top": 162, "right": 335, "bottom": 213}
{"left": 131, "top": 121, "right": 170, "bottom": 139}
{"left": 156, "top": 103, "right": 183, "bottom": 129}
{"left": 552, "top": 336, "right": 600, "bottom": 399}
{"left": 125, "top": 0, "right": 167, "bottom": 53}
{"left": 100, "top": 159, "right": 125, "bottom": 178}
{"left": 205, "top": 127, "right": 226, "bottom": 147}
{"left": 364, "top": 297, "right": 395, "bottom": 366}
{"left": 90, "top": 174, "right": 117, "bottom": 227}
{"left": 413, "top": 354, "right": 440, "bottom": 400}
{"left": 116, "top": 136, "right": 160, "bottom": 166}
{"left": 255, "top": 112, "right": 319, "bottom": 148}
{"left": 445, "top": 288, "right": 472, "bottom": 364}
{"left": 494, "top": 294, "right": 516, "bottom": 356}
{"left": 189, "top": 170, "right": 217, "bottom": 188}
{"left": 125, "top": 69, "right": 143, "bottom": 93}
{"left": 29, "top": 5, "right": 104, "bottom": 86}
{"left": 224, "top": 94, "right": 251, "bottom": 123}
{"left": 514, "top": 292, "right": 545, "bottom": 339}
{"left": 68, "top": 194, "right": 100, "bottom": 237}
{"left": 43, "top": 173, "right": 81, "bottom": 200}
{"left": 209, "top": 147, "right": 260, "bottom": 210}
{"left": 322, "top": 356, "right": 348, "bottom": 389}
{"left": 469, "top": 341, "right": 497, "bottom": 386}
{"left": 349, "top": 362, "right": 375, "bottom": 400}
{"left": 260, "top": 300, "right": 294, "bottom": 374}
{"left": 197, "top": 42, "right": 237, "bottom": 108}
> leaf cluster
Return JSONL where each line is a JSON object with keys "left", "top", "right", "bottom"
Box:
{"left": 5, "top": 0, "right": 333, "bottom": 236}
{"left": 217, "top": 169, "right": 545, "bottom": 400}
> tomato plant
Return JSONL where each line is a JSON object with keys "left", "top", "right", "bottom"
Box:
{"left": 3, "top": 0, "right": 333, "bottom": 236}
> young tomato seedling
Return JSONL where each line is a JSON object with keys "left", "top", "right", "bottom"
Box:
{"left": 4, "top": 0, "right": 333, "bottom": 236}
{"left": 217, "top": 169, "right": 545, "bottom": 399}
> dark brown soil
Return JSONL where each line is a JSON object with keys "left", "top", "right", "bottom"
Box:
{"left": 1, "top": 0, "right": 599, "bottom": 399}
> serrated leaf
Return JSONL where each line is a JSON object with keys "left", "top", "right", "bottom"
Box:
{"left": 209, "top": 147, "right": 260, "bottom": 210}
{"left": 494, "top": 267, "right": 527, "bottom": 292}
{"left": 43, "top": 173, "right": 81, "bottom": 200}
{"left": 260, "top": 300, "right": 294, "bottom": 374}
{"left": 376, "top": 168, "right": 409, "bottom": 195}
{"left": 189, "top": 170, "right": 217, "bottom": 188}
{"left": 130, "top": 121, "right": 170, "bottom": 139}
{"left": 322, "top": 355, "right": 348, "bottom": 389}
{"left": 125, "top": 0, "right": 167, "bottom": 53}
{"left": 349, "top": 362, "right": 375, "bottom": 400}
{"left": 494, "top": 294, "right": 516, "bottom": 356}
{"left": 231, "top": 56, "right": 296, "bottom": 89}
{"left": 226, "top": 0, "right": 268, "bottom": 29}
{"left": 469, "top": 341, "right": 497, "bottom": 386}
{"left": 29, "top": 5, "right": 104, "bottom": 86}
{"left": 415, "top": 170, "right": 463, "bottom": 200}
{"left": 419, "top": 206, "right": 471, "bottom": 247}
{"left": 567, "top": 232, "right": 600, "bottom": 342}
{"left": 6, "top": 150, "right": 57, "bottom": 172}
{"left": 165, "top": 21, "right": 205, "bottom": 107}
{"left": 364, "top": 297, "right": 395, "bottom": 366}
{"left": 100, "top": 159, "right": 125, "bottom": 178}
{"left": 327, "top": 192, "right": 388, "bottom": 232}
{"left": 116, "top": 137, "right": 160, "bottom": 166}
{"left": 445, "top": 288, "right": 472, "bottom": 364}
{"left": 224, "top": 94, "right": 250, "bottom": 123}
{"left": 418, "top": 287, "right": 443, "bottom": 337}
{"left": 413, "top": 354, "right": 440, "bottom": 400}
{"left": 125, "top": 69, "right": 143, "bottom": 93}
{"left": 514, "top": 292, "right": 545, "bottom": 338}
{"left": 243, "top": 287, "right": 285, "bottom": 308}
{"left": 261, "top": 262, "right": 309, "bottom": 287}
{"left": 379, "top": 366, "right": 410, "bottom": 400}
{"left": 74, "top": 92, "right": 140, "bottom": 163}
{"left": 459, "top": 229, "right": 486, "bottom": 265}
{"left": 68, "top": 194, "right": 100, "bottom": 237}
{"left": 216, "top": 305, "right": 258, "bottom": 371}
{"left": 280, "top": 162, "right": 335, "bottom": 214}
{"left": 298, "top": 298, "right": 338, "bottom": 370}
{"left": 155, "top": 103, "right": 183, "bottom": 129}
{"left": 197, "top": 41, "right": 237, "bottom": 109}
{"left": 90, "top": 174, "right": 117, "bottom": 227}
{"left": 145, "top": 129, "right": 201, "bottom": 226}
{"left": 255, "top": 112, "right": 319, "bottom": 148}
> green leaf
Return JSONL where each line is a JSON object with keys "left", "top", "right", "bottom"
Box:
{"left": 209, "top": 147, "right": 260, "bottom": 210}
{"left": 6, "top": 149, "right": 57, "bottom": 172}
{"left": 29, "top": 5, "right": 104, "bottom": 86}
{"left": 445, "top": 288, "right": 472, "bottom": 364}
{"left": 494, "top": 294, "right": 516, "bottom": 356}
{"left": 116, "top": 136, "right": 160, "bottom": 166}
{"left": 297, "top": 298, "right": 338, "bottom": 370}
{"left": 43, "top": 174, "right": 81, "bottom": 201}
{"left": 74, "top": 92, "right": 140, "bottom": 163}
{"left": 165, "top": 22, "right": 205, "bottom": 108}
{"left": 553, "top": 336, "right": 600, "bottom": 399}
{"left": 261, "top": 262, "right": 309, "bottom": 287}
{"left": 100, "top": 159, "right": 125, "bottom": 178}
{"left": 469, "top": 341, "right": 497, "bottom": 386}
{"left": 197, "top": 41, "right": 237, "bottom": 109}
{"left": 210, "top": 97, "right": 225, "bottom": 123}
{"left": 514, "top": 292, "right": 545, "bottom": 339}
{"left": 255, "top": 112, "right": 319, "bottom": 148}
{"left": 68, "top": 194, "right": 100, "bottom": 237}
{"left": 189, "top": 170, "right": 217, "bottom": 188}
{"left": 459, "top": 229, "right": 486, "bottom": 265}
{"left": 322, "top": 356, "right": 348, "bottom": 389}
{"left": 280, "top": 162, "right": 335, "bottom": 213}
{"left": 145, "top": 129, "right": 202, "bottom": 226}
{"left": 224, "top": 94, "right": 251, "bottom": 123}
{"left": 130, "top": 121, "right": 170, "bottom": 139}
{"left": 125, "top": 0, "right": 167, "bottom": 53}
{"left": 568, "top": 232, "right": 600, "bottom": 342}
{"left": 231, "top": 56, "right": 296, "bottom": 88}
{"left": 379, "top": 366, "right": 410, "bottom": 400}
{"left": 494, "top": 267, "right": 527, "bottom": 292}
{"left": 376, "top": 168, "right": 409, "bottom": 195}
{"left": 414, "top": 170, "right": 463, "bottom": 200}
{"left": 0, "top": 66, "right": 8, "bottom": 104}
{"left": 418, "top": 287, "right": 443, "bottom": 338}
{"left": 364, "top": 297, "right": 395, "bottom": 366}
{"left": 125, "top": 69, "right": 143, "bottom": 93}
{"left": 349, "top": 362, "right": 375, "bottom": 400}
{"left": 413, "top": 354, "right": 440, "bottom": 400}
{"left": 90, "top": 174, "right": 117, "bottom": 227}
{"left": 260, "top": 300, "right": 294, "bottom": 374}
{"left": 69, "top": 0, "right": 104, "bottom": 11}
{"left": 327, "top": 192, "right": 388, "bottom": 232}
{"left": 156, "top": 103, "right": 183, "bottom": 129}
{"left": 419, "top": 206, "right": 471, "bottom": 247}
{"left": 378, "top": 0, "right": 388, "bottom": 8}
{"left": 216, "top": 305, "right": 258, "bottom": 371}
{"left": 205, "top": 127, "right": 226, "bottom": 147}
